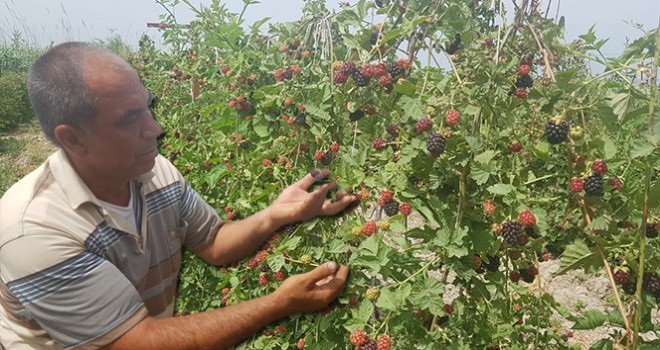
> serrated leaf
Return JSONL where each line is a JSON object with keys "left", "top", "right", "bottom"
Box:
{"left": 376, "top": 285, "right": 411, "bottom": 311}
{"left": 253, "top": 124, "right": 270, "bottom": 138}
{"left": 589, "top": 216, "right": 610, "bottom": 231}
{"left": 487, "top": 183, "right": 515, "bottom": 196}
{"left": 558, "top": 240, "right": 601, "bottom": 274}
{"left": 400, "top": 96, "right": 424, "bottom": 118}
{"left": 631, "top": 139, "right": 655, "bottom": 159}
{"left": 602, "top": 134, "right": 617, "bottom": 159}
{"left": 325, "top": 239, "right": 349, "bottom": 254}
{"left": 571, "top": 309, "right": 606, "bottom": 329}
{"left": 474, "top": 150, "right": 497, "bottom": 164}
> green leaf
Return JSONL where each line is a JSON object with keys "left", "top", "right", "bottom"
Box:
{"left": 399, "top": 96, "right": 424, "bottom": 118}
{"left": 473, "top": 150, "right": 496, "bottom": 164}
{"left": 325, "top": 239, "right": 349, "bottom": 254}
{"left": 253, "top": 124, "right": 270, "bottom": 138}
{"left": 631, "top": 139, "right": 656, "bottom": 159}
{"left": 602, "top": 134, "right": 617, "bottom": 160}
{"left": 376, "top": 285, "right": 411, "bottom": 311}
{"left": 571, "top": 309, "right": 606, "bottom": 329}
{"left": 558, "top": 240, "right": 601, "bottom": 274}
{"left": 487, "top": 183, "right": 515, "bottom": 196}
{"left": 435, "top": 226, "right": 469, "bottom": 258}
{"left": 589, "top": 216, "right": 610, "bottom": 231}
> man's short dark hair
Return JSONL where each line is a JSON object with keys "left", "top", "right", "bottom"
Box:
{"left": 27, "top": 42, "right": 122, "bottom": 145}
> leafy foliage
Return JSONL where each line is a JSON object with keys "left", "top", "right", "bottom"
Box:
{"left": 136, "top": 0, "right": 660, "bottom": 348}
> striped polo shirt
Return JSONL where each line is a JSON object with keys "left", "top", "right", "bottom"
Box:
{"left": 0, "top": 149, "right": 222, "bottom": 349}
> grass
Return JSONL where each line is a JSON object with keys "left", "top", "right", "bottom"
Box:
{"left": 0, "top": 120, "right": 56, "bottom": 195}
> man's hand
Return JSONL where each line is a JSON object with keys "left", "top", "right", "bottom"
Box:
{"left": 267, "top": 170, "right": 357, "bottom": 227}
{"left": 274, "top": 261, "right": 349, "bottom": 315}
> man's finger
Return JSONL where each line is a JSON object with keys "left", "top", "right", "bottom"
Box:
{"left": 303, "top": 261, "right": 339, "bottom": 288}
{"left": 321, "top": 195, "right": 358, "bottom": 216}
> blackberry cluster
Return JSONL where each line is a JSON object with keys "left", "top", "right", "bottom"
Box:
{"left": 383, "top": 200, "right": 399, "bottom": 216}
{"left": 352, "top": 70, "right": 370, "bottom": 87}
{"left": 369, "top": 30, "right": 379, "bottom": 45}
{"left": 545, "top": 119, "right": 570, "bottom": 144}
{"left": 520, "top": 266, "right": 536, "bottom": 283}
{"left": 283, "top": 223, "right": 298, "bottom": 235}
{"left": 374, "top": 0, "right": 384, "bottom": 8}
{"left": 623, "top": 278, "right": 637, "bottom": 295}
{"left": 584, "top": 174, "right": 604, "bottom": 197}
{"left": 515, "top": 74, "right": 534, "bottom": 88}
{"left": 282, "top": 69, "right": 293, "bottom": 80}
{"left": 295, "top": 112, "right": 309, "bottom": 128}
{"left": 387, "top": 61, "right": 402, "bottom": 77}
{"left": 647, "top": 223, "right": 658, "bottom": 238}
{"left": 260, "top": 264, "right": 270, "bottom": 272}
{"left": 349, "top": 110, "right": 365, "bottom": 122}
{"left": 501, "top": 220, "right": 523, "bottom": 245}
{"left": 320, "top": 151, "right": 333, "bottom": 166}
{"left": 386, "top": 135, "right": 398, "bottom": 151}
{"left": 643, "top": 272, "right": 660, "bottom": 294}
{"left": 426, "top": 132, "right": 446, "bottom": 156}
{"left": 484, "top": 255, "right": 501, "bottom": 272}
{"left": 333, "top": 71, "right": 348, "bottom": 84}
{"left": 446, "top": 34, "right": 461, "bottom": 55}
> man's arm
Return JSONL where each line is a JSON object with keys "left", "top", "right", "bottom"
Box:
{"left": 103, "top": 262, "right": 348, "bottom": 350}
{"left": 197, "top": 171, "right": 357, "bottom": 266}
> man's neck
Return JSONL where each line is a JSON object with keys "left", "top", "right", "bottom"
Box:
{"left": 66, "top": 152, "right": 132, "bottom": 206}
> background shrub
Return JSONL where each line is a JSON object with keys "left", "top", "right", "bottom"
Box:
{"left": 0, "top": 72, "right": 34, "bottom": 131}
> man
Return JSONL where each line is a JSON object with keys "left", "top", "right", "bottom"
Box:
{"left": 0, "top": 42, "right": 353, "bottom": 349}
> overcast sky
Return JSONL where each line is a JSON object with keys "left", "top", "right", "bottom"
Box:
{"left": 1, "top": 0, "right": 658, "bottom": 58}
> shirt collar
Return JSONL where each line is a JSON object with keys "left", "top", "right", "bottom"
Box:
{"left": 49, "top": 149, "right": 156, "bottom": 210}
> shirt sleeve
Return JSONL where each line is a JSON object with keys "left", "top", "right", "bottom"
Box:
{"left": 179, "top": 181, "right": 223, "bottom": 252}
{"left": 0, "top": 233, "right": 149, "bottom": 350}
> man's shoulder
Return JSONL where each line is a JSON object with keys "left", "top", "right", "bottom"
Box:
{"left": 0, "top": 153, "right": 67, "bottom": 245}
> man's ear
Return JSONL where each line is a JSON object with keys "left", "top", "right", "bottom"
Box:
{"left": 53, "top": 124, "right": 89, "bottom": 157}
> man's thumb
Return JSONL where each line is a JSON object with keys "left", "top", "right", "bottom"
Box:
{"left": 305, "top": 261, "right": 338, "bottom": 285}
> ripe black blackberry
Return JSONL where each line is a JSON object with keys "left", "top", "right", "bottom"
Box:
{"left": 515, "top": 74, "right": 534, "bottom": 88}
{"left": 370, "top": 30, "right": 379, "bottom": 45}
{"left": 283, "top": 223, "right": 298, "bottom": 235}
{"left": 320, "top": 151, "right": 333, "bottom": 166}
{"left": 387, "top": 61, "right": 402, "bottom": 77}
{"left": 283, "top": 69, "right": 293, "bottom": 80}
{"left": 520, "top": 266, "right": 536, "bottom": 283}
{"left": 623, "top": 278, "right": 637, "bottom": 295}
{"left": 426, "top": 132, "right": 446, "bottom": 156}
{"left": 349, "top": 110, "right": 365, "bottom": 122}
{"left": 260, "top": 264, "right": 271, "bottom": 272}
{"left": 446, "top": 34, "right": 461, "bottom": 54}
{"left": 374, "top": 0, "right": 384, "bottom": 7}
{"left": 544, "top": 119, "right": 570, "bottom": 144}
{"left": 352, "top": 70, "right": 370, "bottom": 87}
{"left": 501, "top": 220, "right": 523, "bottom": 245}
{"left": 295, "top": 112, "right": 309, "bottom": 128}
{"left": 647, "top": 223, "right": 658, "bottom": 238}
{"left": 484, "top": 255, "right": 501, "bottom": 272}
{"left": 584, "top": 174, "right": 604, "bottom": 197}
{"left": 383, "top": 199, "right": 399, "bottom": 216}
{"left": 386, "top": 135, "right": 398, "bottom": 151}
{"left": 643, "top": 272, "right": 660, "bottom": 294}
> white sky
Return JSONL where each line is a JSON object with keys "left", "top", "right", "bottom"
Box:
{"left": 1, "top": 0, "right": 658, "bottom": 58}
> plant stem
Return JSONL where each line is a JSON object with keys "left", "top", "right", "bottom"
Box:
{"left": 579, "top": 199, "right": 631, "bottom": 338}
{"left": 649, "top": 25, "right": 660, "bottom": 135}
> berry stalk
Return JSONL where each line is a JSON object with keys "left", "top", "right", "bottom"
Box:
{"left": 578, "top": 199, "right": 631, "bottom": 340}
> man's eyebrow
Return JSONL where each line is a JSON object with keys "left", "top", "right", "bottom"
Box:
{"left": 119, "top": 92, "right": 154, "bottom": 123}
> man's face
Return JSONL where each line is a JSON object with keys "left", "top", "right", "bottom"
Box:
{"left": 79, "top": 58, "right": 163, "bottom": 182}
